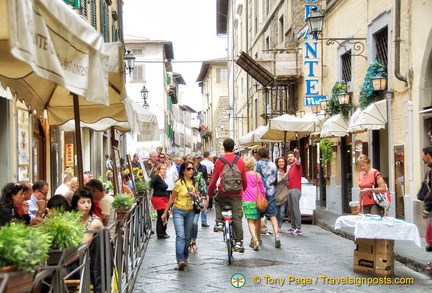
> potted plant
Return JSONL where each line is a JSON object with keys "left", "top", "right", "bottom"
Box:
{"left": 0, "top": 223, "right": 52, "bottom": 292}
{"left": 359, "top": 59, "right": 387, "bottom": 109}
{"left": 39, "top": 209, "right": 85, "bottom": 265}
{"left": 112, "top": 193, "right": 137, "bottom": 219}
{"left": 135, "top": 180, "right": 150, "bottom": 193}
{"left": 320, "top": 138, "right": 335, "bottom": 173}
{"left": 328, "top": 80, "right": 347, "bottom": 116}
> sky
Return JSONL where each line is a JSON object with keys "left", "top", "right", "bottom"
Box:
{"left": 122, "top": 0, "right": 228, "bottom": 111}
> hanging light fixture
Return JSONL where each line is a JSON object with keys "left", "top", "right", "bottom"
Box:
{"left": 140, "top": 85, "right": 149, "bottom": 108}
{"left": 124, "top": 50, "right": 136, "bottom": 77}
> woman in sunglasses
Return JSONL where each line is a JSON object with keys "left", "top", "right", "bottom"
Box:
{"left": 161, "top": 161, "right": 205, "bottom": 271}
{"left": 0, "top": 182, "right": 30, "bottom": 226}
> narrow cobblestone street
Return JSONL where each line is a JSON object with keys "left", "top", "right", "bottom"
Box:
{"left": 132, "top": 210, "right": 432, "bottom": 292}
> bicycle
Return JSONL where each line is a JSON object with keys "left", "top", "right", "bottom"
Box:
{"left": 221, "top": 204, "right": 235, "bottom": 265}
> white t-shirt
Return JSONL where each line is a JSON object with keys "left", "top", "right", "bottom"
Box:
{"left": 200, "top": 159, "right": 214, "bottom": 176}
{"left": 164, "top": 164, "right": 179, "bottom": 191}
{"left": 98, "top": 194, "right": 115, "bottom": 227}
{"left": 54, "top": 183, "right": 70, "bottom": 196}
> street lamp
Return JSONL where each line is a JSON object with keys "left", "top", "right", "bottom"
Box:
{"left": 124, "top": 50, "right": 136, "bottom": 77}
{"left": 140, "top": 85, "right": 149, "bottom": 108}
{"left": 306, "top": 8, "right": 367, "bottom": 59}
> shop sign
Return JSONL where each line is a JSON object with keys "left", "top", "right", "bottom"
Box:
{"left": 65, "top": 144, "right": 74, "bottom": 167}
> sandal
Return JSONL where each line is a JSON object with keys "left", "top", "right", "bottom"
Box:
{"left": 191, "top": 241, "right": 198, "bottom": 252}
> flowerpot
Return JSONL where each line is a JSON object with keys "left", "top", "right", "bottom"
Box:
{"left": 0, "top": 265, "right": 17, "bottom": 273}
{"left": 47, "top": 246, "right": 77, "bottom": 266}
{"left": 0, "top": 271, "right": 34, "bottom": 293}
{"left": 116, "top": 209, "right": 129, "bottom": 220}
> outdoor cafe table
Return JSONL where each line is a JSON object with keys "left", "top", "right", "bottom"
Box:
{"left": 335, "top": 215, "right": 421, "bottom": 276}
{"left": 334, "top": 215, "right": 421, "bottom": 247}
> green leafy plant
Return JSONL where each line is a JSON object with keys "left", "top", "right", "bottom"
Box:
{"left": 320, "top": 138, "right": 335, "bottom": 170}
{"left": 40, "top": 209, "right": 85, "bottom": 250}
{"left": 112, "top": 193, "right": 137, "bottom": 210}
{"left": 328, "top": 80, "right": 347, "bottom": 116}
{"left": 0, "top": 223, "right": 52, "bottom": 272}
{"left": 135, "top": 180, "right": 150, "bottom": 192}
{"left": 98, "top": 175, "right": 113, "bottom": 191}
{"left": 359, "top": 59, "right": 387, "bottom": 109}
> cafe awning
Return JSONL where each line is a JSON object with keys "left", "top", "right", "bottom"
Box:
{"left": 347, "top": 100, "right": 387, "bottom": 133}
{"left": 235, "top": 51, "right": 274, "bottom": 86}
{"left": 260, "top": 114, "right": 314, "bottom": 141}
{"left": 320, "top": 114, "right": 349, "bottom": 137}
{"left": 303, "top": 112, "right": 325, "bottom": 136}
{"left": 0, "top": 0, "right": 109, "bottom": 114}
{"left": 239, "top": 126, "right": 279, "bottom": 146}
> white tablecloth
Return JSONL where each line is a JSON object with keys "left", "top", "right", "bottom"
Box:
{"left": 335, "top": 215, "right": 421, "bottom": 247}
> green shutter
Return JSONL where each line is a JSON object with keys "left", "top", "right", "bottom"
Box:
{"left": 167, "top": 95, "right": 172, "bottom": 110}
{"left": 166, "top": 73, "right": 171, "bottom": 85}
{"left": 63, "top": 0, "right": 80, "bottom": 9}
{"left": 81, "top": 0, "right": 88, "bottom": 19}
{"left": 100, "top": 1, "right": 109, "bottom": 42}
{"left": 91, "top": 0, "right": 97, "bottom": 30}
{"left": 168, "top": 125, "right": 173, "bottom": 139}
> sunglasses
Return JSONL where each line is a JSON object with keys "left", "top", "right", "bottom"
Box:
{"left": 160, "top": 156, "right": 165, "bottom": 159}
{"left": 38, "top": 190, "right": 48, "bottom": 196}
{"left": 12, "top": 183, "right": 23, "bottom": 193}
{"left": 186, "top": 167, "right": 195, "bottom": 171}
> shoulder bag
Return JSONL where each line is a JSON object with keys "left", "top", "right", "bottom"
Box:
{"left": 255, "top": 173, "right": 268, "bottom": 213}
{"left": 417, "top": 169, "right": 431, "bottom": 201}
{"left": 372, "top": 171, "right": 391, "bottom": 209}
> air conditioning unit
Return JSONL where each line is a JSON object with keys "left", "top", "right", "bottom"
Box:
{"left": 347, "top": 81, "right": 354, "bottom": 93}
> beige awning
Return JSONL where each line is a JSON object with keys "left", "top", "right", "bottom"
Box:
{"left": 0, "top": 0, "right": 109, "bottom": 114}
{"left": 348, "top": 100, "right": 387, "bottom": 133}
{"left": 47, "top": 42, "right": 127, "bottom": 126}
{"left": 302, "top": 112, "right": 325, "bottom": 136}
{"left": 320, "top": 114, "right": 349, "bottom": 137}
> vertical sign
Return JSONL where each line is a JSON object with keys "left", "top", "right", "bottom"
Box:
{"left": 65, "top": 144, "right": 74, "bottom": 167}
{"left": 303, "top": 1, "right": 326, "bottom": 106}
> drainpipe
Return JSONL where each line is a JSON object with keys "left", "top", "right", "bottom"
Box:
{"left": 395, "top": 0, "right": 408, "bottom": 84}
{"left": 407, "top": 100, "right": 414, "bottom": 223}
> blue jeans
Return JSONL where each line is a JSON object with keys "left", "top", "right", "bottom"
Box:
{"left": 191, "top": 211, "right": 200, "bottom": 239}
{"left": 201, "top": 209, "right": 208, "bottom": 224}
{"left": 276, "top": 202, "right": 286, "bottom": 228}
{"left": 173, "top": 206, "right": 195, "bottom": 262}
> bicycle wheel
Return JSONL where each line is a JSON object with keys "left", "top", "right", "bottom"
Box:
{"left": 225, "top": 222, "right": 233, "bottom": 265}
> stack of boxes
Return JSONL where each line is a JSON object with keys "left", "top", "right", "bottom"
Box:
{"left": 353, "top": 238, "right": 394, "bottom": 276}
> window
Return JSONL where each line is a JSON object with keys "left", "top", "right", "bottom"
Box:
{"left": 132, "top": 49, "right": 143, "bottom": 56}
{"left": 217, "top": 68, "right": 228, "bottom": 83}
{"left": 341, "top": 51, "right": 352, "bottom": 83}
{"left": 100, "top": 0, "right": 110, "bottom": 42}
{"left": 278, "top": 16, "right": 284, "bottom": 45}
{"left": 374, "top": 27, "right": 388, "bottom": 73}
{"left": 91, "top": 0, "right": 97, "bottom": 30}
{"left": 131, "top": 65, "right": 144, "bottom": 82}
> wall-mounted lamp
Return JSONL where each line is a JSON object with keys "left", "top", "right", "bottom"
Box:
{"left": 338, "top": 92, "right": 351, "bottom": 105}
{"left": 140, "top": 85, "right": 149, "bottom": 108}
{"left": 124, "top": 50, "right": 136, "bottom": 77}
{"left": 320, "top": 99, "right": 329, "bottom": 113}
{"left": 307, "top": 8, "right": 367, "bottom": 59}
{"left": 372, "top": 76, "right": 387, "bottom": 91}
{"left": 311, "top": 104, "right": 322, "bottom": 114}
{"left": 296, "top": 110, "right": 305, "bottom": 118}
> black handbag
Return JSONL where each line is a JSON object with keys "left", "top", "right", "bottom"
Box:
{"left": 418, "top": 170, "right": 431, "bottom": 201}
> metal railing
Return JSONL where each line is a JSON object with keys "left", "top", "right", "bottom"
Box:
{"left": 24, "top": 190, "right": 153, "bottom": 293}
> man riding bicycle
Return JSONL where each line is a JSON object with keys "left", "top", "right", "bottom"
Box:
{"left": 208, "top": 138, "right": 248, "bottom": 252}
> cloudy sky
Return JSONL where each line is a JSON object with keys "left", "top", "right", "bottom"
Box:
{"left": 122, "top": 0, "right": 228, "bottom": 111}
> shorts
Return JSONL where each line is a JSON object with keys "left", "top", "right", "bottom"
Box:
{"left": 242, "top": 201, "right": 260, "bottom": 219}
{"left": 264, "top": 194, "right": 276, "bottom": 217}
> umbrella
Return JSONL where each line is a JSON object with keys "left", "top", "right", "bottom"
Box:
{"left": 348, "top": 100, "right": 387, "bottom": 133}
{"left": 303, "top": 112, "right": 325, "bottom": 136}
{"left": 238, "top": 126, "right": 279, "bottom": 146}
{"left": 320, "top": 114, "right": 349, "bottom": 137}
{"left": 0, "top": 0, "right": 110, "bottom": 187}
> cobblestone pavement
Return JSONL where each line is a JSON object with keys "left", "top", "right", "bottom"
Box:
{"left": 132, "top": 210, "right": 432, "bottom": 292}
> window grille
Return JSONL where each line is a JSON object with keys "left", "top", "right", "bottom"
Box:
{"left": 341, "top": 51, "right": 352, "bottom": 82}
{"left": 374, "top": 27, "right": 388, "bottom": 72}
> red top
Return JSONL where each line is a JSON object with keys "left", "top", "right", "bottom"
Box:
{"left": 208, "top": 154, "right": 248, "bottom": 198}
{"left": 287, "top": 161, "right": 302, "bottom": 190}
{"left": 93, "top": 201, "right": 103, "bottom": 219}
{"left": 359, "top": 168, "right": 381, "bottom": 206}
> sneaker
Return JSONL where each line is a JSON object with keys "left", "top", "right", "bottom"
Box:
{"left": 292, "top": 229, "right": 302, "bottom": 236}
{"left": 275, "top": 237, "right": 281, "bottom": 248}
{"left": 213, "top": 223, "right": 223, "bottom": 232}
{"left": 202, "top": 223, "right": 210, "bottom": 228}
{"left": 285, "top": 228, "right": 295, "bottom": 234}
{"left": 234, "top": 242, "right": 245, "bottom": 253}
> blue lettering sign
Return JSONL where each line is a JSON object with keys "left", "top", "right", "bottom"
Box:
{"left": 305, "top": 96, "right": 327, "bottom": 106}
{"left": 304, "top": 60, "right": 319, "bottom": 77}
{"left": 305, "top": 42, "right": 318, "bottom": 58}
{"left": 305, "top": 79, "right": 319, "bottom": 95}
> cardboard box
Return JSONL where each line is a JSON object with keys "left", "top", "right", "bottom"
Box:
{"left": 353, "top": 238, "right": 395, "bottom": 276}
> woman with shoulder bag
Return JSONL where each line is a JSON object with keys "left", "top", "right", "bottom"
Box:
{"left": 241, "top": 157, "right": 266, "bottom": 251}
{"left": 161, "top": 161, "right": 204, "bottom": 270}
{"left": 275, "top": 157, "right": 289, "bottom": 233}
{"left": 357, "top": 155, "right": 386, "bottom": 215}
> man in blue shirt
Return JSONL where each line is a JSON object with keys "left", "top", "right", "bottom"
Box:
{"left": 255, "top": 147, "right": 281, "bottom": 248}
{"left": 27, "top": 180, "right": 49, "bottom": 225}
